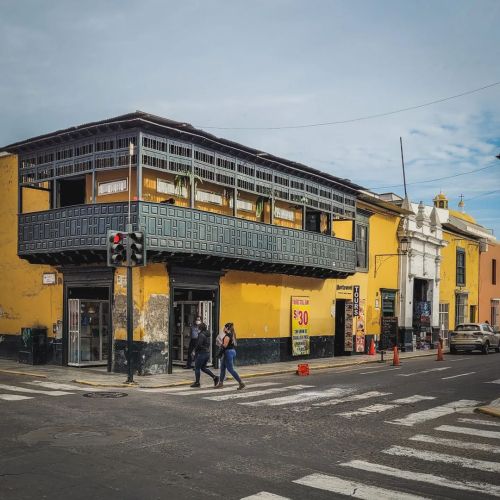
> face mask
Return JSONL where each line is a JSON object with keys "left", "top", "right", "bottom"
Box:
{"left": 195, "top": 320, "right": 201, "bottom": 325}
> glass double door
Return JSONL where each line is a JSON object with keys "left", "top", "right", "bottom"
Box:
{"left": 172, "top": 300, "right": 213, "bottom": 366}
{"left": 68, "top": 298, "right": 110, "bottom": 366}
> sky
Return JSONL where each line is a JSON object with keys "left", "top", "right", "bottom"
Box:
{"left": 1, "top": 0, "right": 499, "bottom": 235}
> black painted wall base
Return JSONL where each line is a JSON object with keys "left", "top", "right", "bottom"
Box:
{"left": 0, "top": 334, "right": 20, "bottom": 360}
{"left": 113, "top": 339, "right": 168, "bottom": 375}
{"left": 236, "top": 336, "right": 335, "bottom": 366}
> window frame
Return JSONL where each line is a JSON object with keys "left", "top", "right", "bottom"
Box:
{"left": 456, "top": 247, "right": 466, "bottom": 286}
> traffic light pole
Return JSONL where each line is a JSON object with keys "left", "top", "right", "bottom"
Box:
{"left": 126, "top": 262, "right": 134, "bottom": 384}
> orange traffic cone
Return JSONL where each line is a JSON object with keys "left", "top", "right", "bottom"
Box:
{"left": 436, "top": 341, "right": 444, "bottom": 361}
{"left": 369, "top": 339, "right": 376, "bottom": 356}
{"left": 392, "top": 345, "right": 401, "bottom": 366}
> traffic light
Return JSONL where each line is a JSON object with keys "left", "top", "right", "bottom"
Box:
{"left": 127, "top": 231, "right": 146, "bottom": 267}
{"left": 107, "top": 231, "right": 127, "bottom": 267}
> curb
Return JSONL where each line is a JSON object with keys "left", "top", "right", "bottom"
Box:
{"left": 475, "top": 406, "right": 500, "bottom": 419}
{"left": 0, "top": 369, "right": 47, "bottom": 379}
{"left": 70, "top": 351, "right": 440, "bottom": 389}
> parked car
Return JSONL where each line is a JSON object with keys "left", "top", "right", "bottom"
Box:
{"left": 449, "top": 323, "right": 500, "bottom": 354}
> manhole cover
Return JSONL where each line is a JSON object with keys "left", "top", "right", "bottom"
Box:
{"left": 83, "top": 391, "right": 128, "bottom": 398}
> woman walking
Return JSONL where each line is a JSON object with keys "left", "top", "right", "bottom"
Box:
{"left": 190, "top": 323, "right": 219, "bottom": 388}
{"left": 216, "top": 322, "right": 245, "bottom": 390}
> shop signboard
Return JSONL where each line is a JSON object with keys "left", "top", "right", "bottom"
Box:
{"left": 353, "top": 285, "right": 360, "bottom": 316}
{"left": 291, "top": 296, "right": 310, "bottom": 356}
{"left": 336, "top": 284, "right": 353, "bottom": 299}
{"left": 380, "top": 316, "right": 398, "bottom": 350}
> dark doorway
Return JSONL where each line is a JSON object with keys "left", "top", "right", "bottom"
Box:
{"left": 305, "top": 209, "right": 329, "bottom": 234}
{"left": 59, "top": 177, "right": 86, "bottom": 207}
{"left": 334, "top": 299, "right": 346, "bottom": 355}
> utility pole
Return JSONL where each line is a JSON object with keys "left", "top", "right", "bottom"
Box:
{"left": 400, "top": 137, "right": 408, "bottom": 199}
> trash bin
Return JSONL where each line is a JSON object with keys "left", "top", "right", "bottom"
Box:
{"left": 19, "top": 327, "right": 48, "bottom": 365}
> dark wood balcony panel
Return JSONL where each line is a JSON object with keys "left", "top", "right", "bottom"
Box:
{"left": 18, "top": 203, "right": 135, "bottom": 256}
{"left": 18, "top": 202, "right": 356, "bottom": 275}
{"left": 139, "top": 203, "right": 356, "bottom": 274}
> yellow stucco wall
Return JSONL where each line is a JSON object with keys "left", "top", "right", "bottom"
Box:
{"left": 440, "top": 230, "right": 480, "bottom": 329}
{"left": 364, "top": 210, "right": 401, "bottom": 335}
{"left": 220, "top": 270, "right": 369, "bottom": 340}
{"left": 333, "top": 220, "right": 353, "bottom": 240}
{"left": 0, "top": 154, "right": 63, "bottom": 338}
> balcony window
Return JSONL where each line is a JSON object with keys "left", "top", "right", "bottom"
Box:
{"left": 98, "top": 179, "right": 128, "bottom": 196}
{"left": 157, "top": 179, "right": 187, "bottom": 198}
{"left": 355, "top": 223, "right": 368, "bottom": 269}
{"left": 195, "top": 189, "right": 223, "bottom": 205}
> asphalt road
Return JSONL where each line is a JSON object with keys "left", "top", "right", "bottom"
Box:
{"left": 1, "top": 353, "right": 499, "bottom": 500}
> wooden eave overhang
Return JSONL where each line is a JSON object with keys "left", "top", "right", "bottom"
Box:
{"left": 2, "top": 111, "right": 364, "bottom": 196}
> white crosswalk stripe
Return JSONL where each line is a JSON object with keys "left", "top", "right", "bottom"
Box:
{"left": 342, "top": 459, "right": 500, "bottom": 497}
{"left": 457, "top": 417, "right": 500, "bottom": 427}
{"left": 240, "top": 387, "right": 353, "bottom": 407}
{"left": 487, "top": 379, "right": 500, "bottom": 384}
{"left": 436, "top": 424, "right": 500, "bottom": 440}
{"left": 0, "top": 394, "right": 33, "bottom": 401}
{"left": 25, "top": 381, "right": 103, "bottom": 392}
{"left": 240, "top": 493, "right": 290, "bottom": 500}
{"left": 386, "top": 399, "right": 480, "bottom": 426}
{"left": 337, "top": 394, "right": 434, "bottom": 418}
{"left": 293, "top": 473, "right": 429, "bottom": 500}
{"left": 139, "top": 382, "right": 280, "bottom": 395}
{"left": 409, "top": 433, "right": 500, "bottom": 454}
{"left": 0, "top": 383, "right": 74, "bottom": 397}
{"left": 313, "top": 390, "right": 391, "bottom": 407}
{"left": 383, "top": 445, "right": 500, "bottom": 472}
{"left": 204, "top": 385, "right": 313, "bottom": 401}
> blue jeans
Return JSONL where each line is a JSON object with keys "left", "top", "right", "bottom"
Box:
{"left": 194, "top": 352, "right": 216, "bottom": 383}
{"left": 219, "top": 348, "right": 242, "bottom": 384}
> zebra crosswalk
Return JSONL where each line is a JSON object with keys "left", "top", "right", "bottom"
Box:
{"left": 241, "top": 411, "right": 500, "bottom": 499}
{"left": 0, "top": 381, "right": 103, "bottom": 402}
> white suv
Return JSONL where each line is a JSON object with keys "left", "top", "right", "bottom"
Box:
{"left": 450, "top": 323, "right": 500, "bottom": 354}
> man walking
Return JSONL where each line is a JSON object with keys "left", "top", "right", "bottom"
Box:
{"left": 185, "top": 315, "right": 202, "bottom": 369}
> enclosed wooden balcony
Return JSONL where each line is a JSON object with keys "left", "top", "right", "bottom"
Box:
{"left": 18, "top": 202, "right": 356, "bottom": 278}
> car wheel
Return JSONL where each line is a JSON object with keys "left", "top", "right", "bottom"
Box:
{"left": 450, "top": 346, "right": 457, "bottom": 354}
{"left": 482, "top": 342, "right": 490, "bottom": 355}
{"left": 495, "top": 344, "right": 500, "bottom": 353}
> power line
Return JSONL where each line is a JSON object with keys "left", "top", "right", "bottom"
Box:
{"left": 467, "top": 189, "right": 500, "bottom": 201}
{"left": 369, "top": 160, "right": 499, "bottom": 190}
{"left": 197, "top": 79, "right": 500, "bottom": 130}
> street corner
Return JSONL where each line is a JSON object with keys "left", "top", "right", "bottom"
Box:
{"left": 72, "top": 379, "right": 134, "bottom": 389}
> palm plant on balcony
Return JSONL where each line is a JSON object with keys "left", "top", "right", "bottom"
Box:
{"left": 255, "top": 196, "right": 268, "bottom": 220}
{"left": 174, "top": 169, "right": 202, "bottom": 197}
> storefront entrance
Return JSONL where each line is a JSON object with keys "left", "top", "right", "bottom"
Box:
{"left": 67, "top": 287, "right": 111, "bottom": 367}
{"left": 172, "top": 296, "right": 213, "bottom": 366}
{"left": 334, "top": 299, "right": 353, "bottom": 356}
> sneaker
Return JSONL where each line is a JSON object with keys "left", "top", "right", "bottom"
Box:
{"left": 214, "top": 382, "right": 224, "bottom": 389}
{"left": 237, "top": 382, "right": 246, "bottom": 390}
{"left": 213, "top": 376, "right": 220, "bottom": 387}
{"left": 190, "top": 382, "right": 200, "bottom": 388}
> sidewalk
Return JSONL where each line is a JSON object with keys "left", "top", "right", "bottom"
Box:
{"left": 0, "top": 349, "right": 440, "bottom": 388}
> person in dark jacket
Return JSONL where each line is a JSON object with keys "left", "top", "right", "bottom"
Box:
{"left": 185, "top": 315, "right": 202, "bottom": 369}
{"left": 190, "top": 323, "right": 219, "bottom": 388}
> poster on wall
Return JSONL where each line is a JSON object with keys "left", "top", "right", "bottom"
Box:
{"left": 344, "top": 300, "right": 354, "bottom": 352}
{"left": 291, "top": 296, "right": 310, "bottom": 356}
{"left": 355, "top": 298, "right": 366, "bottom": 352}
